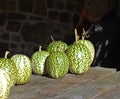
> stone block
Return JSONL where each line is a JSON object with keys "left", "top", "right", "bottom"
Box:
{"left": 19, "top": 0, "right": 33, "bottom": 13}
{"left": 0, "top": 42, "right": 9, "bottom": 57}
{"left": 48, "top": 10, "right": 59, "bottom": 20}
{"left": 8, "top": 12, "right": 26, "bottom": 20}
{"left": 65, "top": 2, "right": 75, "bottom": 12}
{"left": 21, "top": 22, "right": 55, "bottom": 49}
{"left": 60, "top": 12, "right": 70, "bottom": 23}
{"left": 0, "top": 33, "right": 9, "bottom": 40}
{"left": 29, "top": 16, "right": 44, "bottom": 21}
{"left": 54, "top": 0, "right": 65, "bottom": 10}
{"left": 7, "top": 21, "right": 21, "bottom": 32}
{"left": 0, "top": 12, "right": 7, "bottom": 27}
{"left": 34, "top": 0, "right": 47, "bottom": 16}
{"left": 11, "top": 34, "right": 21, "bottom": 42}
{"left": 0, "top": 0, "right": 16, "bottom": 11}
{"left": 46, "top": 0, "right": 54, "bottom": 9}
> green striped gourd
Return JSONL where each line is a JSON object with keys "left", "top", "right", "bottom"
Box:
{"left": 47, "top": 37, "right": 68, "bottom": 52}
{"left": 46, "top": 51, "right": 69, "bottom": 78}
{"left": 66, "top": 42, "right": 91, "bottom": 74}
{"left": 0, "top": 51, "right": 17, "bottom": 87}
{"left": 31, "top": 46, "right": 49, "bottom": 75}
{"left": 0, "top": 69, "right": 11, "bottom": 99}
{"left": 74, "top": 28, "right": 95, "bottom": 64}
{"left": 11, "top": 54, "right": 32, "bottom": 85}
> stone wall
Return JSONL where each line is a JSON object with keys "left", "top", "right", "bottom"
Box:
{"left": 0, "top": 0, "right": 84, "bottom": 57}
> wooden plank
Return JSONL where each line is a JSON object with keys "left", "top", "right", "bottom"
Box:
{"left": 9, "top": 67, "right": 116, "bottom": 99}
{"left": 92, "top": 71, "right": 120, "bottom": 99}
{"left": 56, "top": 68, "right": 118, "bottom": 99}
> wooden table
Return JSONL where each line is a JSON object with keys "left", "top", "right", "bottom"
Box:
{"left": 9, "top": 67, "right": 120, "bottom": 99}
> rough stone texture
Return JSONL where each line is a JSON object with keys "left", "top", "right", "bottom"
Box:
{"left": 21, "top": 22, "right": 55, "bottom": 49}
{"left": 0, "top": 33, "right": 9, "bottom": 40}
{"left": 55, "top": 0, "right": 65, "bottom": 10}
{"left": 0, "top": 42, "right": 9, "bottom": 57}
{"left": 0, "top": 0, "right": 83, "bottom": 57}
{"left": 46, "top": 0, "right": 54, "bottom": 9}
{"left": 60, "top": 12, "right": 70, "bottom": 23}
{"left": 29, "top": 16, "right": 44, "bottom": 21}
{"left": 48, "top": 10, "right": 59, "bottom": 20}
{"left": 19, "top": 0, "right": 33, "bottom": 13}
{"left": 8, "top": 12, "right": 26, "bottom": 20}
{"left": 0, "top": 0, "right": 16, "bottom": 11}
{"left": 11, "top": 34, "right": 21, "bottom": 42}
{"left": 0, "top": 12, "right": 7, "bottom": 27}
{"left": 66, "top": 2, "right": 75, "bottom": 12}
{"left": 34, "top": 0, "right": 47, "bottom": 16}
{"left": 7, "top": 21, "right": 21, "bottom": 32}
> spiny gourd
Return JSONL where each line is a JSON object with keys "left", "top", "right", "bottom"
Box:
{"left": 11, "top": 54, "right": 32, "bottom": 85}
{"left": 66, "top": 29, "right": 93, "bottom": 74}
{"left": 0, "top": 51, "right": 17, "bottom": 87}
{"left": 47, "top": 36, "right": 68, "bottom": 52}
{"left": 31, "top": 46, "right": 49, "bottom": 75}
{"left": 46, "top": 51, "right": 69, "bottom": 79}
{"left": 0, "top": 69, "right": 11, "bottom": 99}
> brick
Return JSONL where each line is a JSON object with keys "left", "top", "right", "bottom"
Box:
{"left": 48, "top": 10, "right": 59, "bottom": 20}
{"left": 0, "top": 12, "right": 7, "bottom": 27}
{"left": 60, "top": 12, "right": 70, "bottom": 23}
{"left": 21, "top": 22, "right": 54, "bottom": 49}
{"left": 8, "top": 12, "right": 26, "bottom": 20}
{"left": 21, "top": 22, "right": 46, "bottom": 42}
{"left": 34, "top": 0, "right": 47, "bottom": 16}
{"left": 29, "top": 16, "right": 44, "bottom": 21}
{"left": 0, "top": 0, "right": 16, "bottom": 11}
{"left": 46, "top": 0, "right": 54, "bottom": 9}
{"left": 11, "top": 34, "right": 21, "bottom": 42}
{"left": 54, "top": 0, "right": 65, "bottom": 10}
{"left": 0, "top": 42, "right": 9, "bottom": 57}
{"left": 0, "top": 33, "right": 9, "bottom": 40}
{"left": 65, "top": 2, "right": 75, "bottom": 12}
{"left": 19, "top": 0, "right": 33, "bottom": 13}
{"left": 7, "top": 21, "right": 21, "bottom": 32}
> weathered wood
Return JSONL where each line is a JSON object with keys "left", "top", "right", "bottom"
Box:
{"left": 93, "top": 71, "right": 120, "bottom": 99}
{"left": 9, "top": 67, "right": 117, "bottom": 99}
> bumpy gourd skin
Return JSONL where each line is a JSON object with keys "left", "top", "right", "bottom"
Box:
{"left": 77, "top": 40, "right": 95, "bottom": 64}
{"left": 66, "top": 43, "right": 91, "bottom": 74}
{"left": 0, "top": 58, "right": 17, "bottom": 87}
{"left": 0, "top": 69, "right": 11, "bottom": 99}
{"left": 31, "top": 51, "right": 49, "bottom": 75}
{"left": 47, "top": 41, "right": 68, "bottom": 52}
{"left": 46, "top": 51, "right": 69, "bottom": 79}
{"left": 11, "top": 54, "right": 32, "bottom": 85}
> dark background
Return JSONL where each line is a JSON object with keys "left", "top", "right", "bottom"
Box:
{"left": 0, "top": 0, "right": 120, "bottom": 70}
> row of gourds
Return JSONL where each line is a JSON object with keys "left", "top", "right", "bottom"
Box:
{"left": 0, "top": 28, "right": 95, "bottom": 99}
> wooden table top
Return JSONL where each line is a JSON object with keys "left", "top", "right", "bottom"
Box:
{"left": 9, "top": 67, "right": 120, "bottom": 99}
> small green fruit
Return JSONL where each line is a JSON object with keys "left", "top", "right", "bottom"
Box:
{"left": 66, "top": 43, "right": 91, "bottom": 74}
{"left": 47, "top": 40, "right": 68, "bottom": 52}
{"left": 0, "top": 51, "right": 17, "bottom": 87}
{"left": 11, "top": 54, "right": 32, "bottom": 85}
{"left": 0, "top": 69, "right": 11, "bottom": 99}
{"left": 46, "top": 51, "right": 69, "bottom": 79}
{"left": 31, "top": 46, "right": 49, "bottom": 75}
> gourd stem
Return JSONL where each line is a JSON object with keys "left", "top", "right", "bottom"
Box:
{"left": 74, "top": 28, "right": 80, "bottom": 42}
{"left": 5, "top": 51, "right": 10, "bottom": 58}
{"left": 82, "top": 28, "right": 86, "bottom": 40}
{"left": 50, "top": 36, "right": 55, "bottom": 41}
{"left": 39, "top": 46, "right": 42, "bottom": 52}
{"left": 57, "top": 46, "right": 61, "bottom": 52}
